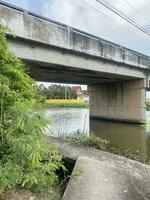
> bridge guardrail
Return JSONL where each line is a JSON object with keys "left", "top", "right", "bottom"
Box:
{"left": 0, "top": 0, "right": 150, "bottom": 68}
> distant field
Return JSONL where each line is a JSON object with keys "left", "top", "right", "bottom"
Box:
{"left": 45, "top": 99, "right": 82, "bottom": 103}
{"left": 44, "top": 99, "right": 89, "bottom": 108}
{"left": 146, "top": 99, "right": 150, "bottom": 103}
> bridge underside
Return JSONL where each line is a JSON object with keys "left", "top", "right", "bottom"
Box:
{"left": 8, "top": 38, "right": 147, "bottom": 123}
{"left": 8, "top": 37, "right": 146, "bottom": 84}
{"left": 26, "top": 61, "right": 146, "bottom": 123}
{"left": 26, "top": 60, "right": 138, "bottom": 85}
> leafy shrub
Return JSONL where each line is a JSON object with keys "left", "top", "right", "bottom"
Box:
{"left": 0, "top": 24, "right": 63, "bottom": 194}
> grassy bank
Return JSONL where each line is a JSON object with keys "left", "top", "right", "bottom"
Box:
{"left": 45, "top": 102, "right": 88, "bottom": 108}
{"left": 45, "top": 99, "right": 89, "bottom": 108}
{"left": 60, "top": 132, "right": 148, "bottom": 164}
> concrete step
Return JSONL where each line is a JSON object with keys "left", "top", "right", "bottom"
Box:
{"left": 63, "top": 156, "right": 150, "bottom": 200}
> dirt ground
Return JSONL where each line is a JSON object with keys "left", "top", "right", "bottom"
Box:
{"left": 1, "top": 188, "right": 61, "bottom": 200}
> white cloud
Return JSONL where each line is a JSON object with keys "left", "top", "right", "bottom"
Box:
{"left": 41, "top": 0, "right": 150, "bottom": 55}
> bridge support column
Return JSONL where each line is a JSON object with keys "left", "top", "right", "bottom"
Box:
{"left": 89, "top": 79, "right": 146, "bottom": 123}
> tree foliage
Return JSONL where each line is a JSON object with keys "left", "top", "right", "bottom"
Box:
{"left": 38, "top": 84, "right": 78, "bottom": 100}
{"left": 0, "top": 25, "right": 63, "bottom": 194}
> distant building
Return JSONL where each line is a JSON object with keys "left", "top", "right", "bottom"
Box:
{"left": 71, "top": 86, "right": 89, "bottom": 102}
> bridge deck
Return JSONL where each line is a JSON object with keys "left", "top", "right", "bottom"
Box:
{"left": 0, "top": 0, "right": 150, "bottom": 70}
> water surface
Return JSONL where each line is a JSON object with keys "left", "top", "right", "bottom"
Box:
{"left": 46, "top": 108, "right": 150, "bottom": 160}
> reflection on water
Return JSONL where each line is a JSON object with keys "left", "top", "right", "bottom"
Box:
{"left": 46, "top": 108, "right": 89, "bottom": 136}
{"left": 90, "top": 119, "right": 146, "bottom": 153}
{"left": 46, "top": 108, "right": 150, "bottom": 160}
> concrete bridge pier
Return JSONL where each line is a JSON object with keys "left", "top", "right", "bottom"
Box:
{"left": 89, "top": 79, "right": 146, "bottom": 123}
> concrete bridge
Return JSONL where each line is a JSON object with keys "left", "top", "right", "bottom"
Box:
{"left": 1, "top": 1, "right": 150, "bottom": 123}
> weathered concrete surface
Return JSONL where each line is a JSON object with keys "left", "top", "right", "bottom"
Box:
{"left": 1, "top": 2, "right": 150, "bottom": 84}
{"left": 48, "top": 137, "right": 150, "bottom": 200}
{"left": 63, "top": 156, "right": 150, "bottom": 200}
{"left": 89, "top": 79, "right": 146, "bottom": 123}
{"left": 7, "top": 38, "right": 147, "bottom": 82}
{"left": 1, "top": 2, "right": 150, "bottom": 70}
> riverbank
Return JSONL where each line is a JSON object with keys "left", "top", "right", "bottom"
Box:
{"left": 47, "top": 136, "right": 150, "bottom": 200}
{"left": 44, "top": 99, "right": 89, "bottom": 108}
{"left": 57, "top": 133, "right": 148, "bottom": 163}
{"left": 45, "top": 102, "right": 88, "bottom": 108}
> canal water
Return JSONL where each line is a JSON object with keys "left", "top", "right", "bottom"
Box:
{"left": 46, "top": 108, "right": 150, "bottom": 160}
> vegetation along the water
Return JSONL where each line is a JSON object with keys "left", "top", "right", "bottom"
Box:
{"left": 0, "top": 24, "right": 65, "bottom": 199}
{"left": 38, "top": 84, "right": 89, "bottom": 108}
{"left": 146, "top": 103, "right": 150, "bottom": 111}
{"left": 60, "top": 131, "right": 148, "bottom": 164}
{"left": 45, "top": 99, "right": 89, "bottom": 108}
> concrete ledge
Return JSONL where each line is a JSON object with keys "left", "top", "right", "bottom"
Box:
{"left": 63, "top": 156, "right": 150, "bottom": 200}
{"left": 48, "top": 137, "right": 150, "bottom": 200}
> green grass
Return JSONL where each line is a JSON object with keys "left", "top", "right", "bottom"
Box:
{"left": 44, "top": 102, "right": 89, "bottom": 108}
{"left": 146, "top": 104, "right": 150, "bottom": 111}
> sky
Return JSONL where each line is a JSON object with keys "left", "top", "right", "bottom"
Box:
{"left": 3, "top": 0, "right": 150, "bottom": 94}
